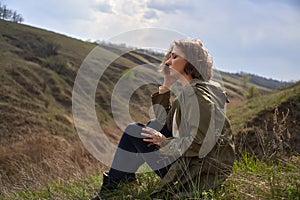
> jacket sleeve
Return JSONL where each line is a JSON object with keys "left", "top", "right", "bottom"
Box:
{"left": 151, "top": 91, "right": 171, "bottom": 125}
{"left": 159, "top": 86, "right": 215, "bottom": 157}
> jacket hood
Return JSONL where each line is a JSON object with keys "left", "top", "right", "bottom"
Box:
{"left": 189, "top": 79, "right": 229, "bottom": 109}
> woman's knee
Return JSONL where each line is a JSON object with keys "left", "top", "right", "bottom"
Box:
{"left": 146, "top": 119, "right": 164, "bottom": 131}
{"left": 124, "top": 122, "right": 145, "bottom": 138}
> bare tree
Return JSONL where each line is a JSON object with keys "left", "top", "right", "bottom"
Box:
{"left": 1, "top": 4, "right": 8, "bottom": 19}
{"left": 0, "top": 2, "right": 24, "bottom": 23}
{"left": 11, "top": 10, "right": 18, "bottom": 22}
{"left": 12, "top": 12, "right": 23, "bottom": 23}
{"left": 241, "top": 72, "right": 249, "bottom": 89}
{"left": 0, "top": 2, "right": 2, "bottom": 18}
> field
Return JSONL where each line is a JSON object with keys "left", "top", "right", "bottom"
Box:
{"left": 0, "top": 19, "right": 298, "bottom": 199}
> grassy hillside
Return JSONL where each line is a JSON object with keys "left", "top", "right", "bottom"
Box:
{"left": 218, "top": 71, "right": 283, "bottom": 108}
{"left": 0, "top": 19, "right": 164, "bottom": 195}
{"left": 232, "top": 81, "right": 300, "bottom": 160}
{"left": 2, "top": 82, "right": 299, "bottom": 200}
{"left": 0, "top": 19, "right": 296, "bottom": 199}
{"left": 228, "top": 81, "right": 300, "bottom": 134}
{"left": 0, "top": 19, "right": 99, "bottom": 194}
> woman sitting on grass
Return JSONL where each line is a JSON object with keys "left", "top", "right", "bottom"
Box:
{"left": 92, "top": 38, "right": 235, "bottom": 199}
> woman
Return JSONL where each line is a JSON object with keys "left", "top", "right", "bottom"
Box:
{"left": 92, "top": 39, "right": 235, "bottom": 199}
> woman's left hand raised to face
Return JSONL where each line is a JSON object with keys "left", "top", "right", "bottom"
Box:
{"left": 141, "top": 127, "right": 166, "bottom": 147}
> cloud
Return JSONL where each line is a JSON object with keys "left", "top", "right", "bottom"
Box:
{"left": 92, "top": 1, "right": 113, "bottom": 13}
{"left": 146, "top": 0, "right": 195, "bottom": 13}
{"left": 142, "top": 0, "right": 300, "bottom": 81}
{"left": 82, "top": 0, "right": 300, "bottom": 81}
{"left": 143, "top": 10, "right": 158, "bottom": 20}
{"left": 7, "top": 0, "right": 300, "bottom": 81}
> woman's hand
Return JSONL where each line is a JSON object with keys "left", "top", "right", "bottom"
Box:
{"left": 163, "top": 65, "right": 178, "bottom": 87}
{"left": 141, "top": 127, "right": 166, "bottom": 147}
{"left": 163, "top": 72, "right": 178, "bottom": 88}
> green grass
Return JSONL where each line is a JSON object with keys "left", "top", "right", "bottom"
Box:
{"left": 0, "top": 172, "right": 160, "bottom": 200}
{"left": 0, "top": 173, "right": 102, "bottom": 200}
{"left": 2, "top": 153, "right": 299, "bottom": 200}
{"left": 215, "top": 153, "right": 300, "bottom": 200}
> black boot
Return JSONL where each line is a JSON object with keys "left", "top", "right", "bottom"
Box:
{"left": 91, "top": 172, "right": 138, "bottom": 200}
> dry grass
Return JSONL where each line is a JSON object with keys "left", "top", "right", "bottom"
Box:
{"left": 0, "top": 134, "right": 102, "bottom": 197}
{"left": 234, "top": 95, "right": 300, "bottom": 160}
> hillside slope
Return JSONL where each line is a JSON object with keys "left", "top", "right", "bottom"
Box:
{"left": 0, "top": 19, "right": 289, "bottom": 195}
{"left": 0, "top": 20, "right": 98, "bottom": 193}
{"left": 0, "top": 20, "right": 163, "bottom": 194}
{"left": 230, "top": 81, "right": 300, "bottom": 159}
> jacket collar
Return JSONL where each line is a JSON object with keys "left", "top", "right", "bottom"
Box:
{"left": 189, "top": 78, "right": 206, "bottom": 87}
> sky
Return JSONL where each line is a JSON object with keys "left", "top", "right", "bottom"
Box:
{"left": 4, "top": 0, "right": 300, "bottom": 81}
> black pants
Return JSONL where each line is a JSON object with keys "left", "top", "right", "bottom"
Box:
{"left": 108, "top": 119, "right": 174, "bottom": 180}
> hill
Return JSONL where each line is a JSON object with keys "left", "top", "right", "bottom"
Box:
{"left": 0, "top": 19, "right": 99, "bottom": 193}
{"left": 216, "top": 71, "right": 289, "bottom": 108}
{"left": 231, "top": 81, "right": 300, "bottom": 158}
{"left": 0, "top": 19, "right": 165, "bottom": 194}
{"left": 222, "top": 71, "right": 288, "bottom": 90}
{"left": 0, "top": 19, "right": 292, "bottom": 197}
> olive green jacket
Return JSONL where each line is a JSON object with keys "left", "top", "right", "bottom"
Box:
{"left": 151, "top": 79, "right": 235, "bottom": 199}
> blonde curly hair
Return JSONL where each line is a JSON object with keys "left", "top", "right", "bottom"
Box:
{"left": 168, "top": 38, "right": 213, "bottom": 81}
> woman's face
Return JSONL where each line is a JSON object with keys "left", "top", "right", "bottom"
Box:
{"left": 165, "top": 45, "right": 187, "bottom": 77}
